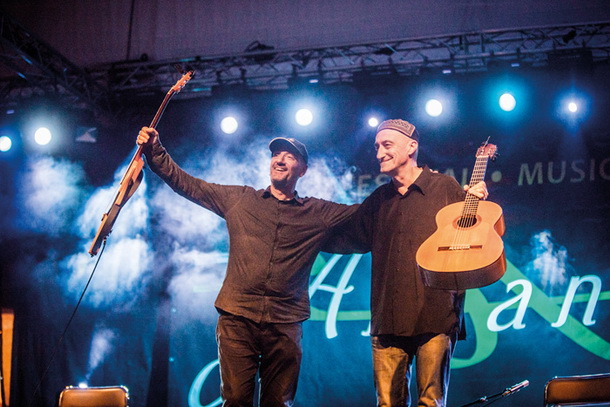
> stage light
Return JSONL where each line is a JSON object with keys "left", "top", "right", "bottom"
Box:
{"left": 78, "top": 382, "right": 88, "bottom": 389}
{"left": 34, "top": 127, "right": 52, "bottom": 145}
{"left": 295, "top": 108, "right": 313, "bottom": 126}
{"left": 220, "top": 116, "right": 238, "bottom": 134}
{"left": 499, "top": 93, "right": 516, "bottom": 112}
{"left": 567, "top": 101, "right": 578, "bottom": 113}
{"left": 0, "top": 135, "right": 12, "bottom": 152}
{"left": 556, "top": 92, "right": 588, "bottom": 124}
{"left": 368, "top": 117, "right": 379, "bottom": 128}
{"left": 425, "top": 99, "right": 443, "bottom": 117}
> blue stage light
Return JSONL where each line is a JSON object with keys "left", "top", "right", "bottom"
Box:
{"left": 567, "top": 101, "right": 578, "bottom": 113}
{"left": 499, "top": 93, "right": 516, "bottom": 112}
{"left": 34, "top": 127, "right": 52, "bottom": 146}
{"left": 425, "top": 99, "right": 443, "bottom": 117}
{"left": 0, "top": 135, "right": 12, "bottom": 152}
{"left": 220, "top": 116, "right": 238, "bottom": 134}
{"left": 295, "top": 108, "right": 313, "bottom": 126}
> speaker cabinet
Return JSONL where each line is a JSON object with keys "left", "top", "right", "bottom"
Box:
{"left": 58, "top": 386, "right": 129, "bottom": 407}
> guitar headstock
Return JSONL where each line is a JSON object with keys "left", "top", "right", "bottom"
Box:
{"left": 170, "top": 70, "right": 195, "bottom": 94}
{"left": 476, "top": 142, "right": 498, "bottom": 161}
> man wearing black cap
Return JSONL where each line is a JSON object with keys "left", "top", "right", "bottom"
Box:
{"left": 328, "top": 119, "right": 487, "bottom": 407}
{"left": 137, "top": 127, "right": 356, "bottom": 407}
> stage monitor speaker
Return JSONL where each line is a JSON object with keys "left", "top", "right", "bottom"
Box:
{"left": 544, "top": 373, "right": 610, "bottom": 406}
{"left": 58, "top": 385, "right": 129, "bottom": 407}
{"left": 2, "top": 308, "right": 14, "bottom": 407}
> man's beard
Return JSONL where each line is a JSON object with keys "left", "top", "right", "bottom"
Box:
{"left": 271, "top": 177, "right": 290, "bottom": 190}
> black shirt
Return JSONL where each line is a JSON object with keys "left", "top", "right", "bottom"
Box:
{"left": 334, "top": 166, "right": 467, "bottom": 338}
{"left": 144, "top": 140, "right": 357, "bottom": 323}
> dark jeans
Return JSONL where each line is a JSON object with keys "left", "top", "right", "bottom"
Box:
{"left": 216, "top": 313, "right": 303, "bottom": 407}
{"left": 371, "top": 333, "right": 457, "bottom": 407}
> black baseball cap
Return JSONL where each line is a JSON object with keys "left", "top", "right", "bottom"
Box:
{"left": 269, "top": 137, "right": 309, "bottom": 164}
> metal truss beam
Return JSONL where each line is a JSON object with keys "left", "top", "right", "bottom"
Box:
{"left": 1, "top": 17, "right": 609, "bottom": 115}
{"left": 94, "top": 21, "right": 610, "bottom": 99}
{"left": 0, "top": 8, "right": 114, "bottom": 119}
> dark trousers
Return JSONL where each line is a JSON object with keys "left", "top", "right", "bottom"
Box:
{"left": 216, "top": 313, "right": 303, "bottom": 407}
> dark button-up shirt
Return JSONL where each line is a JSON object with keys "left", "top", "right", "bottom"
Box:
{"left": 332, "top": 166, "right": 467, "bottom": 338}
{"left": 144, "top": 141, "right": 357, "bottom": 323}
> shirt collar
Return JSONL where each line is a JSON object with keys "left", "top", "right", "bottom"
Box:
{"left": 262, "top": 187, "right": 305, "bottom": 205}
{"left": 387, "top": 165, "right": 431, "bottom": 197}
{"left": 411, "top": 165, "right": 432, "bottom": 195}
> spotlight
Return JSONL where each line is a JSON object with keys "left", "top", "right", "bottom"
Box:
{"left": 220, "top": 116, "right": 238, "bottom": 134}
{"left": 34, "top": 127, "right": 52, "bottom": 145}
{"left": 368, "top": 117, "right": 380, "bottom": 128}
{"left": 499, "top": 93, "right": 516, "bottom": 112}
{"left": 567, "top": 101, "right": 578, "bottom": 113}
{"left": 425, "top": 99, "right": 443, "bottom": 117}
{"left": 295, "top": 109, "right": 313, "bottom": 126}
{"left": 0, "top": 135, "right": 12, "bottom": 152}
{"left": 557, "top": 92, "right": 588, "bottom": 123}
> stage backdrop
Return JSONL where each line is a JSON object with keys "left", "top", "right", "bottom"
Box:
{"left": 1, "top": 64, "right": 609, "bottom": 407}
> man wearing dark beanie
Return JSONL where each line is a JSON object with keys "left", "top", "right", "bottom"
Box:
{"left": 328, "top": 119, "right": 488, "bottom": 407}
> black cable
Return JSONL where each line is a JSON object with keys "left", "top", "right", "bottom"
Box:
{"left": 27, "top": 239, "right": 108, "bottom": 407}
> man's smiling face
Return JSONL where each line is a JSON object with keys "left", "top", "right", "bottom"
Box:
{"left": 269, "top": 150, "right": 307, "bottom": 189}
{"left": 374, "top": 129, "right": 417, "bottom": 176}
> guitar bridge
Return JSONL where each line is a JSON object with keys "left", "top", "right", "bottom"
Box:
{"left": 438, "top": 245, "right": 483, "bottom": 251}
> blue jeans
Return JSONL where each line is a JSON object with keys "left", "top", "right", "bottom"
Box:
{"left": 216, "top": 314, "right": 303, "bottom": 407}
{"left": 371, "top": 333, "right": 457, "bottom": 407}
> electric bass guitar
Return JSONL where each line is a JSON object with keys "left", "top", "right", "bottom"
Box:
{"left": 88, "top": 70, "right": 194, "bottom": 256}
{"left": 416, "top": 141, "right": 506, "bottom": 290}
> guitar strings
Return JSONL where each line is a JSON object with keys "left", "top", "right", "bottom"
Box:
{"left": 451, "top": 154, "right": 488, "bottom": 251}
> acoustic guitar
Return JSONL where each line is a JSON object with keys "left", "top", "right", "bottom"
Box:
{"left": 416, "top": 142, "right": 506, "bottom": 290}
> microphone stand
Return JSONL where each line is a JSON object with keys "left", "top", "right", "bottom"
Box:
{"left": 459, "top": 380, "right": 529, "bottom": 407}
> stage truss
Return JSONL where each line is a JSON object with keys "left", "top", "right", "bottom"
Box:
{"left": 1, "top": 8, "right": 609, "bottom": 121}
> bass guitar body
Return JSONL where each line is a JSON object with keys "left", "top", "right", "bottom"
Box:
{"left": 417, "top": 200, "right": 506, "bottom": 290}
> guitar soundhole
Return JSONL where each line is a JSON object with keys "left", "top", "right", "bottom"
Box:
{"left": 457, "top": 215, "right": 478, "bottom": 228}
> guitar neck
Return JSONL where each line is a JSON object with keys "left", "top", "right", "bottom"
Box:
{"left": 463, "top": 154, "right": 490, "bottom": 216}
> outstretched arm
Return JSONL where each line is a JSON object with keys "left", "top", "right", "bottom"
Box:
{"left": 135, "top": 126, "right": 242, "bottom": 218}
{"left": 322, "top": 202, "right": 372, "bottom": 254}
